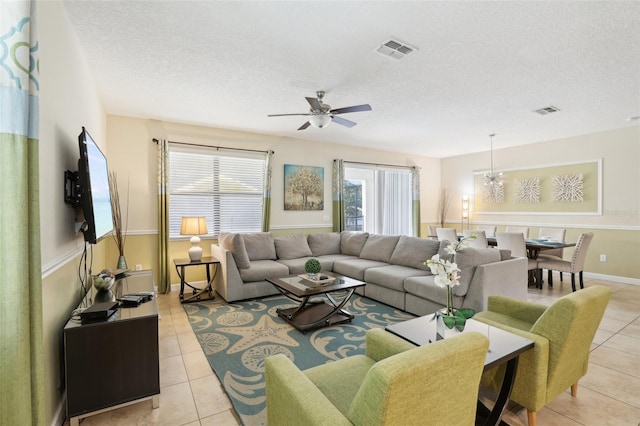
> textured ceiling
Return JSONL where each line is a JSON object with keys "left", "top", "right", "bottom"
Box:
{"left": 62, "top": 1, "right": 640, "bottom": 158}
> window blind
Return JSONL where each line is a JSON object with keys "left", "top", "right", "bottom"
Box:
{"left": 169, "top": 144, "right": 266, "bottom": 237}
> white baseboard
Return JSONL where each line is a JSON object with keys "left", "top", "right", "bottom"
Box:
{"left": 584, "top": 272, "right": 640, "bottom": 286}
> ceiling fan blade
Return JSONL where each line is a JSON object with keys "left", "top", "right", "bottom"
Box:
{"left": 331, "top": 115, "right": 357, "bottom": 128}
{"left": 297, "top": 121, "right": 311, "bottom": 131}
{"left": 268, "top": 113, "right": 310, "bottom": 117}
{"left": 330, "top": 104, "right": 372, "bottom": 115}
{"left": 305, "top": 97, "right": 322, "bottom": 111}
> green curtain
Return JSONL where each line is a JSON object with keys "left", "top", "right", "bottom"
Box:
{"left": 411, "top": 166, "right": 421, "bottom": 237}
{"left": 0, "top": 1, "right": 45, "bottom": 424}
{"left": 157, "top": 139, "right": 171, "bottom": 293}
{"left": 261, "top": 150, "right": 273, "bottom": 231}
{"left": 332, "top": 159, "right": 345, "bottom": 232}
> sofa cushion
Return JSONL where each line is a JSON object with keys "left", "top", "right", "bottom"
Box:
{"left": 404, "top": 275, "right": 441, "bottom": 299}
{"left": 453, "top": 248, "right": 502, "bottom": 296}
{"left": 238, "top": 260, "right": 289, "bottom": 283}
{"left": 308, "top": 232, "right": 341, "bottom": 256}
{"left": 274, "top": 233, "right": 313, "bottom": 260}
{"left": 340, "top": 232, "right": 369, "bottom": 256}
{"left": 218, "top": 232, "right": 251, "bottom": 269}
{"left": 359, "top": 234, "right": 400, "bottom": 263}
{"left": 242, "top": 232, "right": 277, "bottom": 261}
{"left": 364, "top": 265, "right": 431, "bottom": 292}
{"left": 389, "top": 236, "right": 440, "bottom": 271}
{"left": 333, "top": 258, "right": 389, "bottom": 281}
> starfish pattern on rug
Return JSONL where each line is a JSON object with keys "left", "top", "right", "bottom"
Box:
{"left": 218, "top": 314, "right": 299, "bottom": 354}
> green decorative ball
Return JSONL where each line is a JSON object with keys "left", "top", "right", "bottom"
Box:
{"left": 304, "top": 258, "right": 322, "bottom": 274}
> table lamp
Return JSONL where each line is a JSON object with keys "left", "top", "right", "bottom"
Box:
{"left": 180, "top": 216, "right": 208, "bottom": 262}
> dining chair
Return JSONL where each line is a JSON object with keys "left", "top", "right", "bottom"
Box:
{"left": 537, "top": 232, "right": 594, "bottom": 292}
{"left": 537, "top": 227, "right": 567, "bottom": 284}
{"left": 427, "top": 225, "right": 439, "bottom": 239}
{"left": 496, "top": 232, "right": 540, "bottom": 285}
{"left": 462, "top": 230, "right": 488, "bottom": 248}
{"left": 475, "top": 225, "right": 497, "bottom": 238}
{"left": 474, "top": 285, "right": 611, "bottom": 426}
{"left": 436, "top": 227, "right": 458, "bottom": 242}
{"left": 505, "top": 226, "right": 529, "bottom": 238}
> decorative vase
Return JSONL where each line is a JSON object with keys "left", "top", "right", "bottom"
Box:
{"left": 436, "top": 310, "right": 460, "bottom": 340}
{"left": 117, "top": 255, "right": 127, "bottom": 270}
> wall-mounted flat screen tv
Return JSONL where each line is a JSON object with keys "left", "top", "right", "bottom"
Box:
{"left": 77, "top": 127, "right": 113, "bottom": 244}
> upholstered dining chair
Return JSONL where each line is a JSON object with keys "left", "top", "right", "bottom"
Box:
{"left": 474, "top": 285, "right": 611, "bottom": 426}
{"left": 427, "top": 225, "right": 439, "bottom": 239}
{"left": 436, "top": 227, "right": 458, "bottom": 242}
{"left": 475, "top": 225, "right": 497, "bottom": 238}
{"left": 538, "top": 232, "right": 594, "bottom": 292}
{"left": 463, "top": 230, "right": 488, "bottom": 248}
{"left": 505, "top": 226, "right": 530, "bottom": 238}
{"left": 537, "top": 227, "right": 567, "bottom": 284}
{"left": 496, "top": 232, "right": 540, "bottom": 283}
{"left": 265, "top": 328, "right": 489, "bottom": 426}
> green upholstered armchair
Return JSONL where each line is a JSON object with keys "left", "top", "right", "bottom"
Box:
{"left": 265, "top": 328, "right": 489, "bottom": 426}
{"left": 474, "top": 285, "right": 611, "bottom": 426}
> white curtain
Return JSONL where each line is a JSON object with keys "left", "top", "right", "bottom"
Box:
{"left": 375, "top": 170, "right": 413, "bottom": 235}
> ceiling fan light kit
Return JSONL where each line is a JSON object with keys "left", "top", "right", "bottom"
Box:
{"left": 268, "top": 91, "right": 372, "bottom": 131}
{"left": 309, "top": 114, "right": 331, "bottom": 128}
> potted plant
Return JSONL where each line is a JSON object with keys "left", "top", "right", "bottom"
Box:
{"left": 304, "top": 258, "right": 322, "bottom": 280}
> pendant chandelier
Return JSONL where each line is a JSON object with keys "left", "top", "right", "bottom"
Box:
{"left": 484, "top": 133, "right": 504, "bottom": 187}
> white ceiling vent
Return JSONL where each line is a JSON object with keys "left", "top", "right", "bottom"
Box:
{"left": 534, "top": 106, "right": 561, "bottom": 115}
{"left": 376, "top": 40, "right": 415, "bottom": 60}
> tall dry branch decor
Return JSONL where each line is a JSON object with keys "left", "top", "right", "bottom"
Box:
{"left": 108, "top": 171, "right": 129, "bottom": 265}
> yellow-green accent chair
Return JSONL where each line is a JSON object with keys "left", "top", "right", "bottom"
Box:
{"left": 474, "top": 285, "right": 611, "bottom": 426}
{"left": 265, "top": 328, "right": 489, "bottom": 426}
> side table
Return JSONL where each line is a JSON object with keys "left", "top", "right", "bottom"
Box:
{"left": 173, "top": 256, "right": 219, "bottom": 303}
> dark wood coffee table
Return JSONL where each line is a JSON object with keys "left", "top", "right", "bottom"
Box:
{"left": 386, "top": 316, "right": 534, "bottom": 426}
{"left": 267, "top": 273, "right": 365, "bottom": 332}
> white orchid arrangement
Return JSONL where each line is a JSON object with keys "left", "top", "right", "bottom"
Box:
{"left": 424, "top": 234, "right": 477, "bottom": 330}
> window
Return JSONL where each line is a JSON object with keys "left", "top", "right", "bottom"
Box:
{"left": 344, "top": 165, "right": 413, "bottom": 235}
{"left": 344, "top": 180, "right": 365, "bottom": 231}
{"left": 169, "top": 144, "right": 267, "bottom": 237}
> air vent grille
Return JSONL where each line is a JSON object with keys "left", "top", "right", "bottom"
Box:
{"left": 376, "top": 39, "right": 415, "bottom": 60}
{"left": 534, "top": 106, "right": 561, "bottom": 115}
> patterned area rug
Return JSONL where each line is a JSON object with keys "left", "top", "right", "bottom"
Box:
{"left": 184, "top": 294, "right": 415, "bottom": 426}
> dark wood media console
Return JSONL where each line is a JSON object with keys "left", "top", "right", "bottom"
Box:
{"left": 63, "top": 270, "right": 160, "bottom": 425}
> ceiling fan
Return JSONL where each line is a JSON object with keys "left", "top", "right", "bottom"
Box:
{"left": 268, "top": 91, "right": 372, "bottom": 130}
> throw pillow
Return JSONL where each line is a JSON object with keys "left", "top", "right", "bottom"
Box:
{"left": 359, "top": 234, "right": 400, "bottom": 263}
{"left": 340, "top": 232, "right": 369, "bottom": 256}
{"left": 389, "top": 235, "right": 440, "bottom": 271}
{"left": 307, "top": 232, "right": 341, "bottom": 256}
{"left": 274, "top": 234, "right": 313, "bottom": 260}
{"left": 242, "top": 232, "right": 277, "bottom": 261}
{"left": 218, "top": 233, "right": 251, "bottom": 269}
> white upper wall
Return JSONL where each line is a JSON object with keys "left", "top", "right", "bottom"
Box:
{"left": 440, "top": 126, "right": 640, "bottom": 228}
{"left": 107, "top": 116, "right": 441, "bottom": 233}
{"left": 39, "top": 0, "right": 106, "bottom": 270}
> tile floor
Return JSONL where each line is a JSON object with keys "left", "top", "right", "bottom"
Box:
{"left": 69, "top": 276, "right": 640, "bottom": 425}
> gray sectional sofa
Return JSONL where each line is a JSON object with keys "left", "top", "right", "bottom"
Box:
{"left": 210, "top": 231, "right": 527, "bottom": 315}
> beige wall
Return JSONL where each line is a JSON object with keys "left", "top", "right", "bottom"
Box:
{"left": 39, "top": 1, "right": 110, "bottom": 424}
{"left": 440, "top": 127, "right": 640, "bottom": 280}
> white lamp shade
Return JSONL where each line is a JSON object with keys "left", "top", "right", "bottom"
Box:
{"left": 180, "top": 216, "right": 208, "bottom": 236}
{"left": 309, "top": 114, "right": 331, "bottom": 128}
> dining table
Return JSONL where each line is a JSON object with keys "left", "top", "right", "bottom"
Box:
{"left": 487, "top": 237, "right": 576, "bottom": 288}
